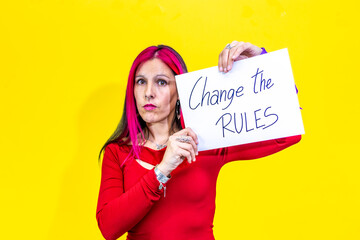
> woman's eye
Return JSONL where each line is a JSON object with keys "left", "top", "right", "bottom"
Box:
{"left": 157, "top": 79, "right": 167, "bottom": 86}
{"left": 136, "top": 79, "right": 145, "bottom": 85}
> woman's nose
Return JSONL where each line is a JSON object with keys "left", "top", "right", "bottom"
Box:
{"left": 145, "top": 83, "right": 155, "bottom": 100}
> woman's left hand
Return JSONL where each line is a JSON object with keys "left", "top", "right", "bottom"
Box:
{"left": 218, "top": 41, "right": 262, "bottom": 73}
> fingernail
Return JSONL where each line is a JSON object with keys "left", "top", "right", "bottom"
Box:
{"left": 196, "top": 151, "right": 198, "bottom": 156}
{"left": 219, "top": 67, "right": 223, "bottom": 72}
{"left": 227, "top": 65, "right": 231, "bottom": 71}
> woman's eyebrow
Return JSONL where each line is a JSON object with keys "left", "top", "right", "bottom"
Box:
{"left": 135, "top": 74, "right": 171, "bottom": 79}
{"left": 155, "top": 74, "right": 170, "bottom": 79}
{"left": 135, "top": 74, "right": 146, "bottom": 79}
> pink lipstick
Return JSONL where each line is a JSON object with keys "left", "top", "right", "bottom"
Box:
{"left": 144, "top": 104, "right": 156, "bottom": 110}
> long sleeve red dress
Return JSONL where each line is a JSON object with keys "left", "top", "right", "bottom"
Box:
{"left": 96, "top": 135, "right": 301, "bottom": 240}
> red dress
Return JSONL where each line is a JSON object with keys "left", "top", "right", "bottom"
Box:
{"left": 96, "top": 135, "right": 301, "bottom": 240}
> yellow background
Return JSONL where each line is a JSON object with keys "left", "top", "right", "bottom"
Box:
{"left": 1, "top": 0, "right": 359, "bottom": 239}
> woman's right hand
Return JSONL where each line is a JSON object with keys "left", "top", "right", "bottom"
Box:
{"left": 218, "top": 41, "right": 262, "bottom": 73}
{"left": 157, "top": 128, "right": 199, "bottom": 176}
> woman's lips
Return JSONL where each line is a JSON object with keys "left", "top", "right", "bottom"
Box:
{"left": 144, "top": 104, "right": 156, "bottom": 110}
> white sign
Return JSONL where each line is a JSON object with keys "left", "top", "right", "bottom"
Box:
{"left": 175, "top": 48, "right": 304, "bottom": 151}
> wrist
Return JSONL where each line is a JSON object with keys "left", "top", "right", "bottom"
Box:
{"left": 156, "top": 163, "right": 172, "bottom": 177}
{"left": 154, "top": 164, "right": 171, "bottom": 198}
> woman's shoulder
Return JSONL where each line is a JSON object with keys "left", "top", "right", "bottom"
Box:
{"left": 103, "top": 141, "right": 133, "bottom": 166}
{"left": 105, "top": 142, "right": 132, "bottom": 154}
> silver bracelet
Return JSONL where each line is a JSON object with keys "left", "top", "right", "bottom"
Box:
{"left": 154, "top": 165, "right": 171, "bottom": 197}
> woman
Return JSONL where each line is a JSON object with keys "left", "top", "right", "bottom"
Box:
{"left": 96, "top": 41, "right": 301, "bottom": 240}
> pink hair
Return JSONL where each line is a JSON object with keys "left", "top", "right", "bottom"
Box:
{"left": 125, "top": 45, "right": 187, "bottom": 159}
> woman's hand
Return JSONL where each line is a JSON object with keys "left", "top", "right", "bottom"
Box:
{"left": 157, "top": 128, "right": 198, "bottom": 176}
{"left": 218, "top": 41, "right": 262, "bottom": 73}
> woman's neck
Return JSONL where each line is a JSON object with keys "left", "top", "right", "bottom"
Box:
{"left": 145, "top": 122, "right": 174, "bottom": 143}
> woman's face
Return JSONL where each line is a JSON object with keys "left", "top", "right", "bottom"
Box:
{"left": 134, "top": 58, "right": 178, "bottom": 126}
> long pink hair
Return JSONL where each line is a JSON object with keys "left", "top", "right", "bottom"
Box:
{"left": 99, "top": 45, "right": 187, "bottom": 161}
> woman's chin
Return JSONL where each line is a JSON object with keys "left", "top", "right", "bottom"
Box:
{"left": 140, "top": 111, "right": 175, "bottom": 125}
{"left": 142, "top": 116, "right": 170, "bottom": 125}
{"left": 141, "top": 115, "right": 161, "bottom": 124}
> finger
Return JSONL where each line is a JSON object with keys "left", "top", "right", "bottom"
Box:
{"left": 176, "top": 141, "right": 197, "bottom": 163}
{"left": 172, "top": 128, "right": 198, "bottom": 156}
{"left": 230, "top": 40, "right": 239, "bottom": 46}
{"left": 221, "top": 49, "right": 230, "bottom": 72}
{"left": 179, "top": 128, "right": 198, "bottom": 153}
{"left": 174, "top": 135, "right": 197, "bottom": 158}
{"left": 175, "top": 145, "right": 194, "bottom": 163}
{"left": 231, "top": 42, "right": 250, "bottom": 61}
{"left": 220, "top": 47, "right": 230, "bottom": 73}
{"left": 226, "top": 53, "right": 233, "bottom": 72}
{"left": 187, "top": 136, "right": 198, "bottom": 156}
{"left": 183, "top": 127, "right": 199, "bottom": 145}
{"left": 232, "top": 42, "right": 263, "bottom": 61}
{"left": 225, "top": 41, "right": 241, "bottom": 72}
{"left": 226, "top": 46, "right": 238, "bottom": 71}
{"left": 176, "top": 128, "right": 198, "bottom": 145}
{"left": 218, "top": 51, "right": 224, "bottom": 72}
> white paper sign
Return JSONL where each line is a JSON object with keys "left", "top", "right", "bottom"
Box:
{"left": 175, "top": 48, "right": 304, "bottom": 151}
